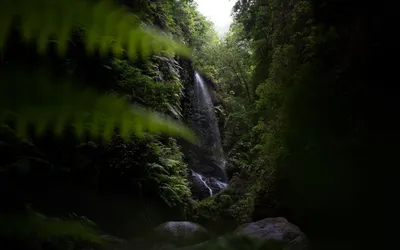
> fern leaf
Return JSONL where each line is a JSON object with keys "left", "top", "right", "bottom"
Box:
{"left": 0, "top": 209, "right": 101, "bottom": 244}
{"left": 0, "top": 0, "right": 191, "bottom": 58}
{"left": 0, "top": 68, "right": 195, "bottom": 142}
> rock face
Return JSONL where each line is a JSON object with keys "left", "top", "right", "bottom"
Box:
{"left": 189, "top": 170, "right": 228, "bottom": 200}
{"left": 154, "top": 221, "right": 209, "bottom": 246}
{"left": 235, "top": 217, "right": 309, "bottom": 250}
{"left": 189, "top": 173, "right": 213, "bottom": 200}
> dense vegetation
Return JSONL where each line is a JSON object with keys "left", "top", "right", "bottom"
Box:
{"left": 0, "top": 0, "right": 215, "bottom": 248}
{"left": 193, "top": 0, "right": 391, "bottom": 248}
{"left": 0, "top": 0, "right": 391, "bottom": 250}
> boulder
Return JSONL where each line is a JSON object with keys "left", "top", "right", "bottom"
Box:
{"left": 154, "top": 221, "right": 209, "bottom": 246}
{"left": 235, "top": 217, "right": 309, "bottom": 250}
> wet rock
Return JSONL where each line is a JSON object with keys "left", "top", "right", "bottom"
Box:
{"left": 189, "top": 172, "right": 213, "bottom": 199}
{"left": 235, "top": 217, "right": 309, "bottom": 250}
{"left": 154, "top": 221, "right": 209, "bottom": 246}
{"left": 189, "top": 171, "right": 227, "bottom": 200}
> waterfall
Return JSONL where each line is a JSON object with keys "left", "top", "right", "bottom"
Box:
{"left": 191, "top": 170, "right": 228, "bottom": 197}
{"left": 191, "top": 171, "right": 213, "bottom": 196}
{"left": 189, "top": 72, "right": 227, "bottom": 198}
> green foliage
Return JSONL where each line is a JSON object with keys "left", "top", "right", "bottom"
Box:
{"left": 0, "top": 0, "right": 190, "bottom": 57}
{"left": 146, "top": 139, "right": 191, "bottom": 207}
{"left": 194, "top": 22, "right": 251, "bottom": 94}
{"left": 206, "top": 0, "right": 313, "bottom": 228}
{"left": 0, "top": 67, "right": 195, "bottom": 142}
{"left": 113, "top": 58, "right": 184, "bottom": 114}
{"left": 190, "top": 2, "right": 274, "bottom": 228}
{"left": 0, "top": 208, "right": 101, "bottom": 249}
{"left": 0, "top": 0, "right": 197, "bottom": 143}
{"left": 0, "top": 0, "right": 211, "bottom": 245}
{"left": 199, "top": 0, "right": 369, "bottom": 242}
{"left": 71, "top": 130, "right": 192, "bottom": 210}
{"left": 106, "top": 56, "right": 192, "bottom": 207}
{"left": 205, "top": 0, "right": 390, "bottom": 248}
{"left": 191, "top": 175, "right": 255, "bottom": 224}
{"left": 166, "top": 0, "right": 219, "bottom": 50}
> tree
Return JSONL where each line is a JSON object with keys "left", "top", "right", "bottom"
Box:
{"left": 198, "top": 1, "right": 391, "bottom": 249}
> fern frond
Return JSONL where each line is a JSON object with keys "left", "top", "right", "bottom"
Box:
{"left": 0, "top": 209, "right": 101, "bottom": 243}
{"left": 0, "top": 68, "right": 195, "bottom": 142}
{"left": 0, "top": 0, "right": 191, "bottom": 57}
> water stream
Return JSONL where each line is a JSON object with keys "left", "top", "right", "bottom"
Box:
{"left": 191, "top": 171, "right": 213, "bottom": 196}
{"left": 190, "top": 72, "right": 228, "bottom": 197}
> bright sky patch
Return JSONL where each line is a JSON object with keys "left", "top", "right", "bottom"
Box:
{"left": 195, "top": 0, "right": 235, "bottom": 36}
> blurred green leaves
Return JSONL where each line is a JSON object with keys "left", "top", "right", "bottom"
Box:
{"left": 0, "top": 68, "right": 195, "bottom": 142}
{"left": 0, "top": 209, "right": 100, "bottom": 244}
{"left": 0, "top": 0, "right": 191, "bottom": 57}
{"left": 0, "top": 0, "right": 196, "bottom": 142}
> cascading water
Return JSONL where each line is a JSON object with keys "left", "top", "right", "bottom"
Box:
{"left": 189, "top": 72, "right": 228, "bottom": 198}
{"left": 191, "top": 171, "right": 213, "bottom": 196}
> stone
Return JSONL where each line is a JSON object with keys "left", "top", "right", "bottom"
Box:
{"left": 189, "top": 170, "right": 227, "bottom": 200}
{"left": 235, "top": 217, "right": 309, "bottom": 250}
{"left": 154, "top": 221, "right": 209, "bottom": 246}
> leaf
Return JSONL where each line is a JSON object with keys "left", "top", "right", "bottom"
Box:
{"left": 0, "top": 209, "right": 101, "bottom": 244}
{"left": 0, "top": 68, "right": 196, "bottom": 142}
{"left": 0, "top": 0, "right": 191, "bottom": 58}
